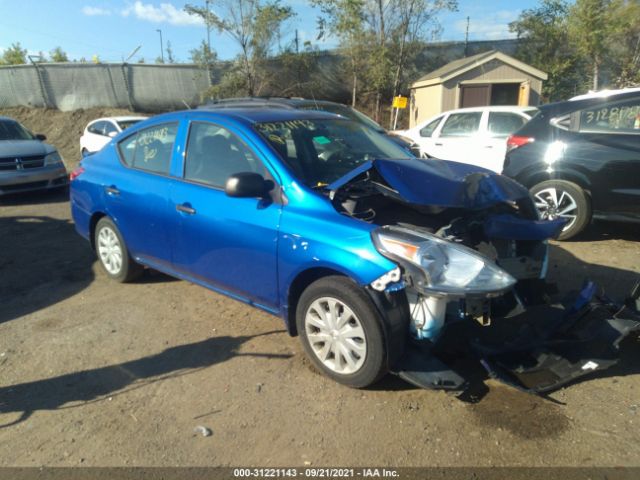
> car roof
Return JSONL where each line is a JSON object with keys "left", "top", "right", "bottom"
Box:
{"left": 436, "top": 106, "right": 537, "bottom": 115}
{"left": 0, "top": 116, "right": 20, "bottom": 122}
{"left": 539, "top": 90, "right": 640, "bottom": 115}
{"left": 200, "top": 97, "right": 346, "bottom": 110}
{"left": 89, "top": 116, "right": 147, "bottom": 124}
{"left": 156, "top": 107, "right": 341, "bottom": 125}
{"left": 570, "top": 87, "right": 640, "bottom": 100}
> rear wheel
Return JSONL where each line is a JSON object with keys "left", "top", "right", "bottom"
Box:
{"left": 296, "top": 276, "right": 387, "bottom": 388}
{"left": 530, "top": 180, "right": 591, "bottom": 240}
{"left": 94, "top": 217, "right": 143, "bottom": 282}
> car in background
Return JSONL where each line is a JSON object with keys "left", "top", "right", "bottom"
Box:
{"left": 80, "top": 116, "right": 147, "bottom": 155}
{"left": 503, "top": 90, "right": 640, "bottom": 240}
{"left": 395, "top": 106, "right": 538, "bottom": 172}
{"left": 69, "top": 107, "right": 640, "bottom": 395}
{"left": 201, "top": 97, "right": 420, "bottom": 156}
{"left": 0, "top": 116, "right": 68, "bottom": 196}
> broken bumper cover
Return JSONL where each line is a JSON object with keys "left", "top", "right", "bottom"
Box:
{"left": 391, "top": 283, "right": 640, "bottom": 394}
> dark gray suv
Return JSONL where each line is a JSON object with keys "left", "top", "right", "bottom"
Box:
{"left": 0, "top": 117, "right": 68, "bottom": 196}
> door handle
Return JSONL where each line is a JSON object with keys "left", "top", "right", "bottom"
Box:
{"left": 435, "top": 143, "right": 443, "bottom": 146}
{"left": 176, "top": 204, "right": 196, "bottom": 215}
{"left": 484, "top": 145, "right": 494, "bottom": 148}
{"left": 105, "top": 186, "right": 120, "bottom": 196}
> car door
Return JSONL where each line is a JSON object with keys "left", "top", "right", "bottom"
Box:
{"left": 103, "top": 121, "right": 181, "bottom": 270}
{"left": 169, "top": 120, "right": 282, "bottom": 311}
{"left": 486, "top": 111, "right": 531, "bottom": 173}
{"left": 566, "top": 95, "right": 640, "bottom": 217}
{"left": 431, "top": 111, "right": 483, "bottom": 165}
{"left": 413, "top": 115, "right": 444, "bottom": 158}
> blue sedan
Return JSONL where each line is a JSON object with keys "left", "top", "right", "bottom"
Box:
{"left": 70, "top": 107, "right": 640, "bottom": 394}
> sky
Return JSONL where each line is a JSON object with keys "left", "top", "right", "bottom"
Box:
{"left": 0, "top": 0, "right": 540, "bottom": 63}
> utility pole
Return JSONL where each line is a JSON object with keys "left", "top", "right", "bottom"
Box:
{"left": 156, "top": 29, "right": 164, "bottom": 63}
{"left": 295, "top": 29, "right": 299, "bottom": 54}
{"left": 464, "top": 17, "right": 470, "bottom": 57}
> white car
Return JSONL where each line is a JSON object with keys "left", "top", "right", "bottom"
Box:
{"left": 80, "top": 116, "right": 147, "bottom": 155}
{"left": 395, "top": 106, "right": 538, "bottom": 173}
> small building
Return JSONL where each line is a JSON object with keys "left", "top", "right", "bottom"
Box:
{"left": 409, "top": 50, "right": 548, "bottom": 127}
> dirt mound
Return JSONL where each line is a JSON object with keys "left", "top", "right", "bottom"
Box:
{"left": 0, "top": 107, "right": 149, "bottom": 169}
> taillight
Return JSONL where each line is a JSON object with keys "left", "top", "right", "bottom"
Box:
{"left": 70, "top": 166, "right": 85, "bottom": 181}
{"left": 506, "top": 135, "right": 534, "bottom": 152}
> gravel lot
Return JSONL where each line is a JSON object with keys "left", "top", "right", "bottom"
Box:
{"left": 1, "top": 189, "right": 639, "bottom": 468}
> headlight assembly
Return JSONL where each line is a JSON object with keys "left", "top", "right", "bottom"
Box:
{"left": 44, "top": 151, "right": 63, "bottom": 166}
{"left": 371, "top": 226, "right": 516, "bottom": 297}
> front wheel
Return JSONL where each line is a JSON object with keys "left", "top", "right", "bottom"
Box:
{"left": 94, "top": 217, "right": 143, "bottom": 282}
{"left": 296, "top": 276, "right": 387, "bottom": 388}
{"left": 530, "top": 180, "right": 591, "bottom": 240}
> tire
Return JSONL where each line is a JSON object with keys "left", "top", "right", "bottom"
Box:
{"left": 530, "top": 180, "right": 591, "bottom": 240}
{"left": 296, "top": 276, "right": 387, "bottom": 388}
{"left": 94, "top": 217, "right": 143, "bottom": 282}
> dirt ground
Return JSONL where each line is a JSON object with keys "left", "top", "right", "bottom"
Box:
{"left": 0, "top": 190, "right": 639, "bottom": 468}
{"left": 0, "top": 107, "right": 639, "bottom": 467}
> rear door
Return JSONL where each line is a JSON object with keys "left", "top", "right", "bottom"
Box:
{"left": 567, "top": 96, "right": 640, "bottom": 217}
{"left": 169, "top": 120, "right": 282, "bottom": 310}
{"left": 103, "top": 121, "right": 181, "bottom": 270}
{"left": 485, "top": 111, "right": 531, "bottom": 172}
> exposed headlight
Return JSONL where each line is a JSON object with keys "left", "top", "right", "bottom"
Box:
{"left": 44, "top": 151, "right": 63, "bottom": 166}
{"left": 371, "top": 226, "right": 516, "bottom": 297}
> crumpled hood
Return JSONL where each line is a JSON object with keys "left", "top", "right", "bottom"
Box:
{"left": 328, "top": 158, "right": 531, "bottom": 210}
{"left": 0, "top": 140, "right": 54, "bottom": 158}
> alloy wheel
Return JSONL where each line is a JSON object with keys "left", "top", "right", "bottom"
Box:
{"left": 533, "top": 187, "right": 578, "bottom": 232}
{"left": 97, "top": 226, "right": 123, "bottom": 275}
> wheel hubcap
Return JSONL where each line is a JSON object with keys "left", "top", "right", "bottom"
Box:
{"left": 97, "top": 226, "right": 123, "bottom": 275}
{"left": 305, "top": 297, "right": 367, "bottom": 375}
{"left": 533, "top": 187, "right": 578, "bottom": 231}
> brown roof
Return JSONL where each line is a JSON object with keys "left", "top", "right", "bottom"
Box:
{"left": 416, "top": 50, "right": 497, "bottom": 82}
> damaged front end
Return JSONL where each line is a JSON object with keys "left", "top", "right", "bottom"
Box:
{"left": 328, "top": 159, "right": 640, "bottom": 394}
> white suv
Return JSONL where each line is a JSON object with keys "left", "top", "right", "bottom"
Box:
{"left": 395, "top": 106, "right": 537, "bottom": 173}
{"left": 80, "top": 116, "right": 147, "bottom": 155}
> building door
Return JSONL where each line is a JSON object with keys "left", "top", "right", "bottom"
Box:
{"left": 460, "top": 85, "right": 490, "bottom": 108}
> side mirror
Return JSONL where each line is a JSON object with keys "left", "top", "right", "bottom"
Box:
{"left": 108, "top": 131, "right": 117, "bottom": 138}
{"left": 35, "top": 133, "right": 47, "bottom": 141}
{"left": 225, "top": 172, "right": 271, "bottom": 198}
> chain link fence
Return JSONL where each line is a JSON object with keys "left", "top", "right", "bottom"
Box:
{"left": 0, "top": 63, "right": 215, "bottom": 112}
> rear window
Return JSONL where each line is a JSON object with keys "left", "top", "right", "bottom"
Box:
{"left": 488, "top": 112, "right": 529, "bottom": 137}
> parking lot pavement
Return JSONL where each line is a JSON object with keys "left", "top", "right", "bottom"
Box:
{"left": 1, "top": 191, "right": 639, "bottom": 467}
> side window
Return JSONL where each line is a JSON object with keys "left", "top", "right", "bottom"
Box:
{"left": 440, "top": 112, "right": 482, "bottom": 137}
{"left": 419, "top": 117, "right": 442, "bottom": 137}
{"left": 117, "top": 123, "right": 178, "bottom": 175}
{"left": 103, "top": 121, "right": 118, "bottom": 136}
{"left": 184, "top": 122, "right": 266, "bottom": 188}
{"left": 488, "top": 112, "right": 528, "bottom": 137}
{"left": 88, "top": 121, "right": 106, "bottom": 135}
{"left": 577, "top": 97, "right": 640, "bottom": 134}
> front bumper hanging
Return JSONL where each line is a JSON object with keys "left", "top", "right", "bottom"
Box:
{"left": 391, "top": 282, "right": 640, "bottom": 394}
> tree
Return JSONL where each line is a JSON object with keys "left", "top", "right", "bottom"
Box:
{"left": 568, "top": 0, "right": 611, "bottom": 90}
{"left": 50, "top": 46, "right": 69, "bottom": 62}
{"left": 166, "top": 41, "right": 177, "bottom": 63}
{"left": 185, "top": 0, "right": 294, "bottom": 96}
{"left": 313, "top": 0, "right": 368, "bottom": 106}
{"left": 510, "top": 0, "right": 585, "bottom": 101}
{"left": 605, "top": 0, "right": 640, "bottom": 87}
{"left": 1, "top": 42, "right": 27, "bottom": 65}
{"left": 189, "top": 39, "right": 217, "bottom": 66}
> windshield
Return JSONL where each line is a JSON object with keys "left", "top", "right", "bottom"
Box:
{"left": 117, "top": 119, "right": 143, "bottom": 130}
{"left": 256, "top": 118, "right": 412, "bottom": 186}
{"left": 0, "top": 120, "right": 35, "bottom": 141}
